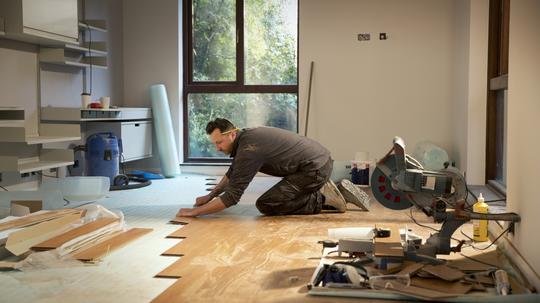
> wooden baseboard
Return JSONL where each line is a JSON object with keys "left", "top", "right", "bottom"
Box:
{"left": 489, "top": 222, "right": 540, "bottom": 292}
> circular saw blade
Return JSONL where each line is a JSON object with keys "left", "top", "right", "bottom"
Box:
{"left": 370, "top": 155, "right": 414, "bottom": 210}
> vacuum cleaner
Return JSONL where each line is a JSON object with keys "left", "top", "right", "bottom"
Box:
{"left": 74, "top": 132, "right": 152, "bottom": 191}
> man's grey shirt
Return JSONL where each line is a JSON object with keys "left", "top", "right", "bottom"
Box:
{"left": 220, "top": 127, "right": 331, "bottom": 207}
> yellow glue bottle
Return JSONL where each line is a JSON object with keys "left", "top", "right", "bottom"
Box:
{"left": 473, "top": 193, "right": 489, "bottom": 242}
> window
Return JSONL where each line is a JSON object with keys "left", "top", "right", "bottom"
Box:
{"left": 486, "top": 0, "right": 509, "bottom": 193}
{"left": 183, "top": 0, "right": 298, "bottom": 161}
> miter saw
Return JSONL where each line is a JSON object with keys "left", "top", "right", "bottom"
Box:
{"left": 371, "top": 137, "right": 521, "bottom": 261}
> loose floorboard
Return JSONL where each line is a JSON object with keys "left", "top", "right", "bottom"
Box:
{"left": 73, "top": 228, "right": 153, "bottom": 261}
{"left": 32, "top": 218, "right": 119, "bottom": 250}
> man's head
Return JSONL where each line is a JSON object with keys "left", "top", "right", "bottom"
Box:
{"left": 206, "top": 118, "right": 239, "bottom": 155}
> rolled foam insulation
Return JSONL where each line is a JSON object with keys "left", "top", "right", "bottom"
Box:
{"left": 150, "top": 84, "right": 181, "bottom": 177}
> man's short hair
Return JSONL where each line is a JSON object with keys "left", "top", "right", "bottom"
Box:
{"left": 206, "top": 118, "right": 236, "bottom": 135}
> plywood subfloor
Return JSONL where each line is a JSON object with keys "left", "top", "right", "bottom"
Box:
{"left": 152, "top": 197, "right": 492, "bottom": 303}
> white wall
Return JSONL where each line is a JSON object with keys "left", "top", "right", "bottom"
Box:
{"left": 299, "top": 0, "right": 458, "bottom": 164}
{"left": 451, "top": 0, "right": 470, "bottom": 175}
{"left": 507, "top": 0, "right": 540, "bottom": 283}
{"left": 122, "top": 0, "right": 183, "bottom": 166}
{"left": 463, "top": 0, "right": 488, "bottom": 185}
{"left": 451, "top": 0, "right": 489, "bottom": 185}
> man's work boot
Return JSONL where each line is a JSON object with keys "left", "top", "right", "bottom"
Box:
{"left": 338, "top": 179, "right": 371, "bottom": 211}
{"left": 320, "top": 180, "right": 347, "bottom": 212}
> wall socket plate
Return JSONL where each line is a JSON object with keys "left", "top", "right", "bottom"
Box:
{"left": 358, "top": 33, "right": 370, "bottom": 41}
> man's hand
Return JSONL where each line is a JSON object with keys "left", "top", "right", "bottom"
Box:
{"left": 176, "top": 208, "right": 199, "bottom": 217}
{"left": 194, "top": 194, "right": 213, "bottom": 207}
{"left": 176, "top": 198, "right": 228, "bottom": 218}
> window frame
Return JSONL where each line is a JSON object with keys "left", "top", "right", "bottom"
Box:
{"left": 182, "top": 0, "right": 299, "bottom": 163}
{"left": 486, "top": 0, "right": 509, "bottom": 193}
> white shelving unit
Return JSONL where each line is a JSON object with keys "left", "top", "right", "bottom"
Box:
{"left": 39, "top": 48, "right": 107, "bottom": 70}
{"left": 0, "top": 149, "right": 74, "bottom": 174}
{"left": 0, "top": 123, "right": 80, "bottom": 144}
{"left": 0, "top": 108, "right": 77, "bottom": 174}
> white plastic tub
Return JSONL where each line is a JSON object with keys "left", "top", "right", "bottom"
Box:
{"left": 40, "top": 176, "right": 110, "bottom": 202}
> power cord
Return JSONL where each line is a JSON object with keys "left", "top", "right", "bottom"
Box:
{"left": 87, "top": 23, "right": 93, "bottom": 95}
{"left": 407, "top": 208, "right": 464, "bottom": 243}
{"left": 408, "top": 208, "right": 440, "bottom": 232}
{"left": 0, "top": 185, "right": 8, "bottom": 191}
{"left": 458, "top": 252, "right": 500, "bottom": 269}
{"left": 460, "top": 224, "right": 513, "bottom": 251}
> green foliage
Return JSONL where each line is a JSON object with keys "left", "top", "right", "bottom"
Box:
{"left": 189, "top": 0, "right": 298, "bottom": 158}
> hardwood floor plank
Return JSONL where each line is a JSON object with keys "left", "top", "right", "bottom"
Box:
{"left": 0, "top": 209, "right": 82, "bottom": 232}
{"left": 32, "top": 218, "right": 119, "bottom": 250}
{"left": 6, "top": 211, "right": 85, "bottom": 256}
{"left": 72, "top": 228, "right": 152, "bottom": 261}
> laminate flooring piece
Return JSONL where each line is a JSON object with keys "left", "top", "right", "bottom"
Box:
{"left": 32, "top": 218, "right": 119, "bottom": 251}
{"left": 6, "top": 211, "right": 85, "bottom": 256}
{"left": 73, "top": 228, "right": 153, "bottom": 261}
{"left": 0, "top": 209, "right": 81, "bottom": 232}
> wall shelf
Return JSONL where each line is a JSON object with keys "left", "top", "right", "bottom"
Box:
{"left": 41, "top": 107, "right": 152, "bottom": 122}
{"left": 0, "top": 124, "right": 80, "bottom": 144}
{"left": 40, "top": 48, "right": 107, "bottom": 70}
{"left": 0, "top": 107, "right": 25, "bottom": 127}
{"left": 78, "top": 20, "right": 107, "bottom": 33}
{"left": 0, "top": 149, "right": 74, "bottom": 174}
{"left": 65, "top": 42, "right": 108, "bottom": 56}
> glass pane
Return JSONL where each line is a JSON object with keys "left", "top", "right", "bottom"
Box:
{"left": 244, "top": 0, "right": 298, "bottom": 85}
{"left": 188, "top": 93, "right": 298, "bottom": 158}
{"left": 192, "top": 0, "right": 236, "bottom": 81}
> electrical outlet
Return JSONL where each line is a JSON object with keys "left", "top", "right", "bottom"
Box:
{"left": 357, "top": 33, "right": 370, "bottom": 41}
{"left": 379, "top": 32, "right": 388, "bottom": 40}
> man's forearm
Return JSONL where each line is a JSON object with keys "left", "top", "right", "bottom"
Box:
{"left": 208, "top": 176, "right": 229, "bottom": 198}
{"left": 193, "top": 197, "right": 227, "bottom": 216}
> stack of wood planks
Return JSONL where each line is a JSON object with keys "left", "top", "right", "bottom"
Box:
{"left": 0, "top": 207, "right": 152, "bottom": 269}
